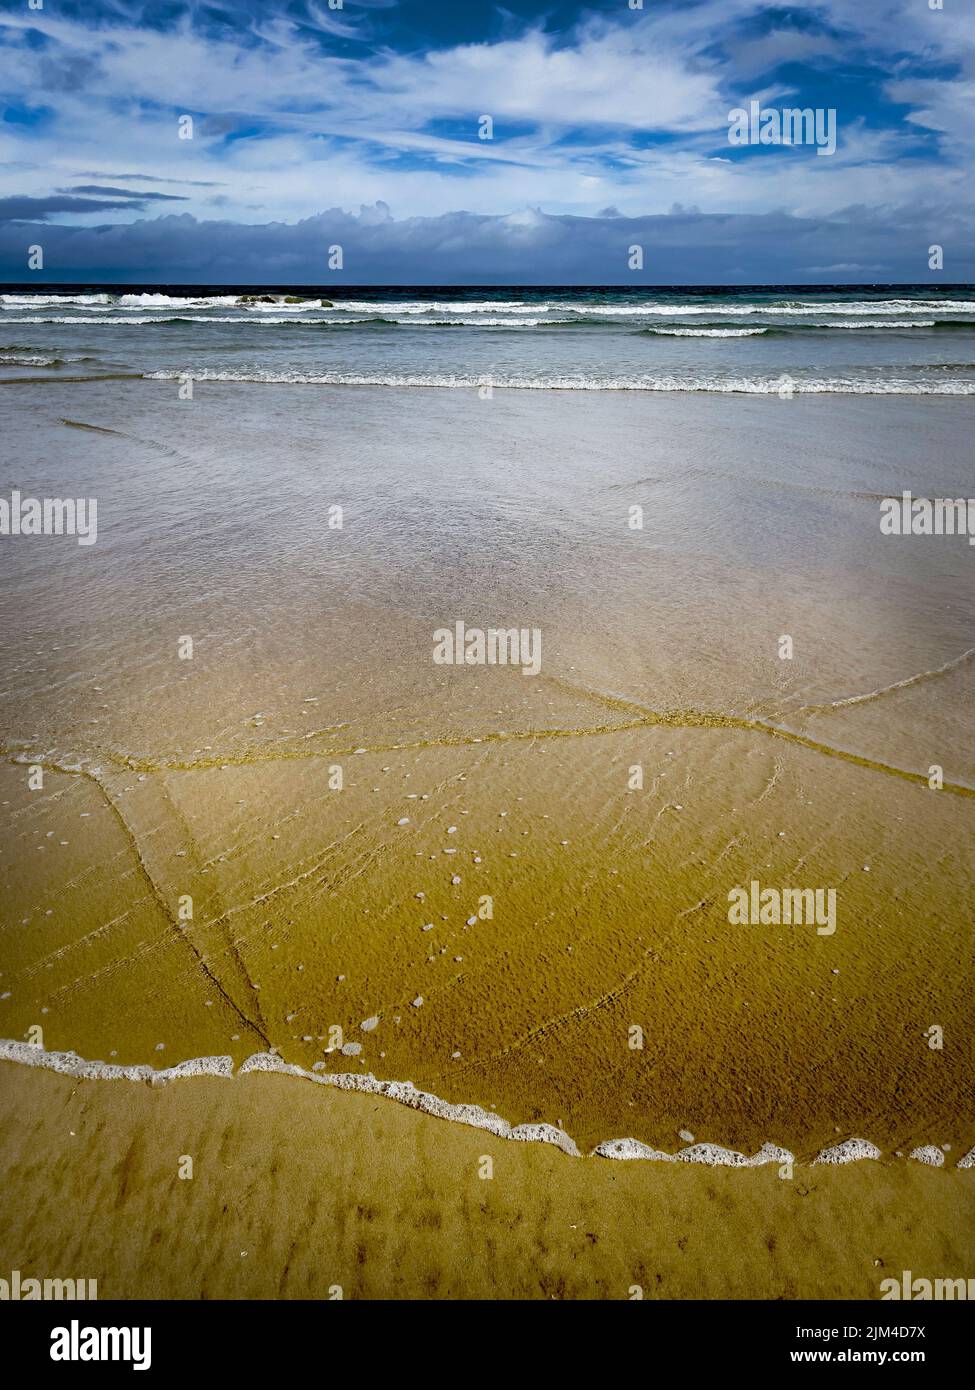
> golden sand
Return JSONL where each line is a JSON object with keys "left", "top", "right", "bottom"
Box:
{"left": 2, "top": 710, "right": 972, "bottom": 1157}
{"left": 0, "top": 1062, "right": 971, "bottom": 1300}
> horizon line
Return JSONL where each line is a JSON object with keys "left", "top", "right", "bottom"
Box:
{"left": 3, "top": 281, "right": 973, "bottom": 293}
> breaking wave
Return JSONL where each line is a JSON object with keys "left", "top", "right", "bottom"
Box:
{"left": 142, "top": 367, "right": 975, "bottom": 394}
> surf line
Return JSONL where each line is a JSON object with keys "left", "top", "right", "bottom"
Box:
{"left": 3, "top": 700, "right": 974, "bottom": 800}
{"left": 3, "top": 1040, "right": 972, "bottom": 1170}
{"left": 544, "top": 680, "right": 975, "bottom": 799}
{"left": 798, "top": 645, "right": 975, "bottom": 714}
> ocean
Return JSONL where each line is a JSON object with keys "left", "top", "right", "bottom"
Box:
{"left": 3, "top": 283, "right": 975, "bottom": 393}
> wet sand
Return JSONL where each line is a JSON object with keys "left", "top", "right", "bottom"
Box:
{"left": 2, "top": 380, "right": 974, "bottom": 1295}
{"left": 1, "top": 721, "right": 972, "bottom": 1157}
{"left": 1, "top": 1062, "right": 972, "bottom": 1301}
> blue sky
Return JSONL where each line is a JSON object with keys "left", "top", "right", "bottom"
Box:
{"left": 0, "top": 0, "right": 972, "bottom": 283}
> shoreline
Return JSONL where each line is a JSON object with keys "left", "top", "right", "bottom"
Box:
{"left": 3, "top": 1044, "right": 972, "bottom": 1170}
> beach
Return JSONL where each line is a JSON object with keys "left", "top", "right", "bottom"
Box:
{"left": 1, "top": 289, "right": 973, "bottom": 1297}
{"left": 2, "top": 1061, "right": 974, "bottom": 1301}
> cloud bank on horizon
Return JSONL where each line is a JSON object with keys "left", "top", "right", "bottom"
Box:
{"left": 0, "top": 0, "right": 971, "bottom": 284}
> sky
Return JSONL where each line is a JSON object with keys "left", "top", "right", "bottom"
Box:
{"left": 0, "top": 0, "right": 972, "bottom": 284}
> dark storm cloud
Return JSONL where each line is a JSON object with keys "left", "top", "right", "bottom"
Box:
{"left": 1, "top": 203, "right": 969, "bottom": 284}
{"left": 0, "top": 194, "right": 165, "bottom": 222}
{"left": 58, "top": 185, "right": 189, "bottom": 201}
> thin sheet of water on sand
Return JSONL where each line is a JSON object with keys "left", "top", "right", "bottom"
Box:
{"left": 1, "top": 381, "right": 972, "bottom": 1156}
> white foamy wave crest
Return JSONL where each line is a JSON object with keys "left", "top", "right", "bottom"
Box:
{"left": 1, "top": 315, "right": 171, "bottom": 326}
{"left": 0, "top": 353, "right": 62, "bottom": 366}
{"left": 408, "top": 316, "right": 557, "bottom": 327}
{"left": 646, "top": 327, "right": 768, "bottom": 337}
{"left": 116, "top": 293, "right": 240, "bottom": 309}
{"left": 810, "top": 319, "right": 939, "bottom": 329}
{"left": 567, "top": 299, "right": 975, "bottom": 318}
{"left": 143, "top": 368, "right": 975, "bottom": 395}
{"left": 0, "top": 315, "right": 348, "bottom": 327}
{"left": 329, "top": 300, "right": 535, "bottom": 314}
{"left": 1, "top": 293, "right": 253, "bottom": 310}
{"left": 0, "top": 293, "right": 116, "bottom": 308}
{"left": 180, "top": 315, "right": 355, "bottom": 325}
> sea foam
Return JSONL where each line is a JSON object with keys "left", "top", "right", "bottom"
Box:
{"left": 0, "top": 1037, "right": 233, "bottom": 1083}
{"left": 812, "top": 1138, "right": 882, "bottom": 1165}
{"left": 142, "top": 368, "right": 975, "bottom": 395}
{"left": 593, "top": 1138, "right": 794, "bottom": 1166}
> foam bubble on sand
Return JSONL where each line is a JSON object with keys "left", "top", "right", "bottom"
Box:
{"left": 813, "top": 1138, "right": 882, "bottom": 1165}
{"left": 908, "top": 1146, "right": 945, "bottom": 1167}
{"left": 594, "top": 1138, "right": 793, "bottom": 1166}
{"left": 679, "top": 1142, "right": 794, "bottom": 1167}
{"left": 510, "top": 1124, "right": 579, "bottom": 1157}
{"left": 593, "top": 1138, "right": 677, "bottom": 1161}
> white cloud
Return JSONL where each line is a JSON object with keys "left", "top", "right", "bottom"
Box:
{"left": 0, "top": 0, "right": 971, "bottom": 230}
